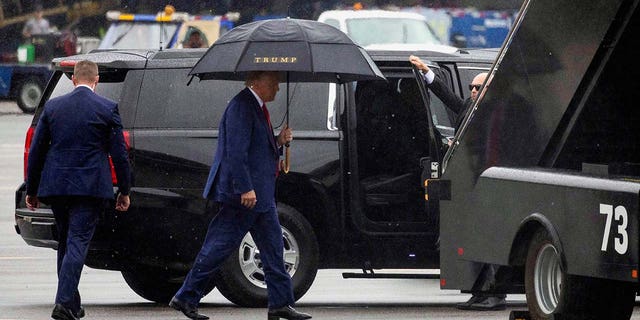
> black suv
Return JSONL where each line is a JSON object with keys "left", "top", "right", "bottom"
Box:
{"left": 14, "top": 47, "right": 495, "bottom": 306}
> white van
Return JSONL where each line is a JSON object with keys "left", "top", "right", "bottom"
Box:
{"left": 318, "top": 9, "right": 456, "bottom": 50}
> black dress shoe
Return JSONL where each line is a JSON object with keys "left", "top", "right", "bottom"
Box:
{"left": 455, "top": 294, "right": 483, "bottom": 310}
{"left": 169, "top": 296, "right": 210, "bottom": 320}
{"left": 467, "top": 296, "right": 506, "bottom": 311}
{"left": 51, "top": 304, "right": 79, "bottom": 320}
{"left": 268, "top": 305, "right": 312, "bottom": 320}
{"left": 76, "top": 306, "right": 85, "bottom": 318}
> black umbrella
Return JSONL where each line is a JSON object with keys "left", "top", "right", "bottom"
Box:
{"left": 189, "top": 18, "right": 385, "bottom": 82}
{"left": 189, "top": 18, "right": 386, "bottom": 172}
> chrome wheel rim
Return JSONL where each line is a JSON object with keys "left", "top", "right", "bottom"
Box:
{"left": 238, "top": 226, "right": 299, "bottom": 288}
{"left": 534, "top": 243, "right": 562, "bottom": 314}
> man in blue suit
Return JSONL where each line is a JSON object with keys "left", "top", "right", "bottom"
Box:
{"left": 169, "top": 71, "right": 311, "bottom": 320}
{"left": 26, "top": 60, "right": 131, "bottom": 320}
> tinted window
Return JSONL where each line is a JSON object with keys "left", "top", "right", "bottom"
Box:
{"left": 429, "top": 66, "right": 455, "bottom": 130}
{"left": 268, "top": 82, "right": 331, "bottom": 131}
{"left": 136, "top": 68, "right": 244, "bottom": 129}
{"left": 49, "top": 71, "right": 124, "bottom": 102}
{"left": 136, "top": 69, "right": 330, "bottom": 130}
{"left": 430, "top": 91, "right": 453, "bottom": 129}
{"left": 458, "top": 67, "right": 491, "bottom": 101}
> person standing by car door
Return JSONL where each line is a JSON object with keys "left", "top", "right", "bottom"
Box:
{"left": 410, "top": 55, "right": 487, "bottom": 130}
{"left": 169, "top": 71, "right": 311, "bottom": 320}
{"left": 410, "top": 55, "right": 505, "bottom": 311}
{"left": 25, "top": 60, "right": 131, "bottom": 320}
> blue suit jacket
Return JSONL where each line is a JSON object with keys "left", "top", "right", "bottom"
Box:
{"left": 203, "top": 88, "right": 280, "bottom": 212}
{"left": 26, "top": 86, "right": 131, "bottom": 200}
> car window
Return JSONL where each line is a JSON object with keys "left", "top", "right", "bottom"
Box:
{"left": 49, "top": 72, "right": 124, "bottom": 103}
{"left": 428, "top": 66, "right": 456, "bottom": 131}
{"left": 182, "top": 26, "right": 209, "bottom": 48}
{"left": 323, "top": 19, "right": 340, "bottom": 30}
{"left": 429, "top": 91, "right": 453, "bottom": 129}
{"left": 346, "top": 18, "right": 442, "bottom": 47}
{"left": 136, "top": 69, "right": 330, "bottom": 130}
{"left": 267, "top": 82, "right": 331, "bottom": 131}
{"left": 135, "top": 68, "right": 244, "bottom": 129}
{"left": 458, "top": 66, "right": 490, "bottom": 101}
{"left": 99, "top": 21, "right": 180, "bottom": 49}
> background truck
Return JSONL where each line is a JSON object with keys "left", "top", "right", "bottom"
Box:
{"left": 0, "top": 32, "right": 78, "bottom": 113}
{"left": 0, "top": 1, "right": 115, "bottom": 113}
{"left": 0, "top": 58, "right": 52, "bottom": 113}
{"left": 98, "top": 5, "right": 236, "bottom": 50}
{"left": 434, "top": 0, "right": 640, "bottom": 319}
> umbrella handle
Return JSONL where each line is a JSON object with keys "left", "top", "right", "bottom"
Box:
{"left": 284, "top": 145, "right": 290, "bottom": 174}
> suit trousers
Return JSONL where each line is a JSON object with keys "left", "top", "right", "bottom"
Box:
{"left": 470, "top": 264, "right": 507, "bottom": 298}
{"left": 50, "top": 197, "right": 102, "bottom": 313}
{"left": 175, "top": 202, "right": 294, "bottom": 309}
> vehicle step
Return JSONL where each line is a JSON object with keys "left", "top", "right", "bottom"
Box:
{"left": 342, "top": 272, "right": 439, "bottom": 279}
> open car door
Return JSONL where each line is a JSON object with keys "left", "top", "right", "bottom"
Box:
{"left": 412, "top": 65, "right": 451, "bottom": 222}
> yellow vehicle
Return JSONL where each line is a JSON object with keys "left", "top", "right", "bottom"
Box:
{"left": 99, "top": 5, "right": 237, "bottom": 50}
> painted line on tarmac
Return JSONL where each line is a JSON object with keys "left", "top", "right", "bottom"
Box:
{"left": 0, "top": 257, "right": 39, "bottom": 260}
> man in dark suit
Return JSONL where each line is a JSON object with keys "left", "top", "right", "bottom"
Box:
{"left": 410, "top": 55, "right": 487, "bottom": 130}
{"left": 410, "top": 55, "right": 505, "bottom": 311}
{"left": 25, "top": 60, "right": 131, "bottom": 320}
{"left": 169, "top": 71, "right": 311, "bottom": 320}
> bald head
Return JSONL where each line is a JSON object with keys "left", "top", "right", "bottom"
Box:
{"left": 72, "top": 60, "right": 99, "bottom": 89}
{"left": 470, "top": 72, "right": 488, "bottom": 102}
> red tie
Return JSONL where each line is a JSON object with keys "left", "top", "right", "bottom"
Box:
{"left": 262, "top": 103, "right": 280, "bottom": 176}
{"left": 261, "top": 103, "right": 271, "bottom": 127}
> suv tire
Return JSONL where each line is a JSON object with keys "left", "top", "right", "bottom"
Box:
{"left": 215, "top": 203, "right": 319, "bottom": 307}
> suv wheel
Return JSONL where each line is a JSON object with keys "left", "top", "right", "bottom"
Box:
{"left": 215, "top": 203, "right": 319, "bottom": 307}
{"left": 122, "top": 265, "right": 215, "bottom": 303}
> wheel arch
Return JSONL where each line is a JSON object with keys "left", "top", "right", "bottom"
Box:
{"left": 509, "top": 213, "right": 567, "bottom": 272}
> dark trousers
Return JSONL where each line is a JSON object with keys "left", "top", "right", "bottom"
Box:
{"left": 175, "top": 202, "right": 294, "bottom": 309}
{"left": 51, "top": 197, "right": 102, "bottom": 313}
{"left": 471, "top": 264, "right": 507, "bottom": 298}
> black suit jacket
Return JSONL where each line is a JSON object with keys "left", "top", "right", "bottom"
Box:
{"left": 427, "top": 75, "right": 472, "bottom": 129}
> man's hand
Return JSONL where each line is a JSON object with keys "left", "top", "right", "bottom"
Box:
{"left": 277, "top": 125, "right": 293, "bottom": 147}
{"left": 409, "top": 55, "right": 430, "bottom": 73}
{"left": 115, "top": 194, "right": 130, "bottom": 211}
{"left": 26, "top": 195, "right": 39, "bottom": 211}
{"left": 241, "top": 190, "right": 257, "bottom": 209}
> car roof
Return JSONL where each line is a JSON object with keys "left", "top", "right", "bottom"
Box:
{"left": 364, "top": 43, "right": 459, "bottom": 54}
{"left": 368, "top": 47, "right": 497, "bottom": 70}
{"left": 51, "top": 49, "right": 207, "bottom": 70}
{"left": 51, "top": 47, "right": 496, "bottom": 71}
{"left": 318, "top": 9, "right": 427, "bottom": 21}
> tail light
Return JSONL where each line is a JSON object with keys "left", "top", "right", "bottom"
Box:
{"left": 110, "top": 130, "right": 131, "bottom": 184}
{"left": 23, "top": 126, "right": 35, "bottom": 180}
